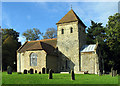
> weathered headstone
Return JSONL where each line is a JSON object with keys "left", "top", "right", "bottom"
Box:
{"left": 71, "top": 70, "right": 75, "bottom": 80}
{"left": 7, "top": 66, "right": 12, "bottom": 74}
{"left": 35, "top": 70, "right": 37, "bottom": 73}
{"left": 24, "top": 69, "right": 27, "bottom": 74}
{"left": 30, "top": 68, "right": 34, "bottom": 74}
{"left": 42, "top": 67, "right": 45, "bottom": 74}
{"left": 48, "top": 69, "right": 52, "bottom": 79}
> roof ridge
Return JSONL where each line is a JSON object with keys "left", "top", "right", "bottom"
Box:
{"left": 28, "top": 38, "right": 57, "bottom": 43}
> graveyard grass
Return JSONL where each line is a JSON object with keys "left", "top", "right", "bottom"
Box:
{"left": 2, "top": 72, "right": 119, "bottom": 84}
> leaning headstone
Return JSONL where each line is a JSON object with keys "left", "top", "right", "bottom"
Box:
{"left": 35, "top": 70, "right": 37, "bottom": 73}
{"left": 30, "top": 68, "right": 34, "bottom": 74}
{"left": 48, "top": 69, "right": 52, "bottom": 79}
{"left": 7, "top": 66, "right": 12, "bottom": 74}
{"left": 24, "top": 69, "right": 27, "bottom": 74}
{"left": 71, "top": 70, "right": 75, "bottom": 80}
{"left": 42, "top": 67, "right": 45, "bottom": 74}
{"left": 39, "top": 71, "right": 41, "bottom": 74}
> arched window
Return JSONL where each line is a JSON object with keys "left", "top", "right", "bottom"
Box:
{"left": 70, "top": 27, "right": 73, "bottom": 33}
{"left": 30, "top": 53, "right": 37, "bottom": 66}
{"left": 61, "top": 29, "right": 64, "bottom": 34}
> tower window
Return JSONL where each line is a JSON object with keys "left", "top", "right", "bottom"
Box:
{"left": 61, "top": 29, "right": 64, "bottom": 34}
{"left": 70, "top": 27, "right": 73, "bottom": 33}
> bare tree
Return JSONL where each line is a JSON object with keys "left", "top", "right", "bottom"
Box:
{"left": 43, "top": 28, "right": 57, "bottom": 39}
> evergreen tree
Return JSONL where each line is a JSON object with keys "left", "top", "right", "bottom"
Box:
{"left": 2, "top": 29, "right": 21, "bottom": 71}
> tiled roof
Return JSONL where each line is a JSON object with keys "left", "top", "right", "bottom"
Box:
{"left": 80, "top": 44, "right": 97, "bottom": 52}
{"left": 18, "top": 38, "right": 57, "bottom": 55}
{"left": 56, "top": 9, "right": 86, "bottom": 27}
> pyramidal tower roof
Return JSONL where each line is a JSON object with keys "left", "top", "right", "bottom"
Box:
{"left": 56, "top": 9, "right": 86, "bottom": 27}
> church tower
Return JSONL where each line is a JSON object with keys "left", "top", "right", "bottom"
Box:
{"left": 56, "top": 8, "right": 86, "bottom": 73}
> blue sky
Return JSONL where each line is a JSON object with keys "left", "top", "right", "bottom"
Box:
{"left": 2, "top": 2, "right": 118, "bottom": 44}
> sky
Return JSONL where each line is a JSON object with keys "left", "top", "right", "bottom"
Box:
{"left": 1, "top": 2, "right": 119, "bottom": 44}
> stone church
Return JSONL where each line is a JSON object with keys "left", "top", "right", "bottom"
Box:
{"left": 17, "top": 9, "right": 103, "bottom": 74}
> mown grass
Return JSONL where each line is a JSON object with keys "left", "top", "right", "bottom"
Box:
{"left": 2, "top": 72, "right": 119, "bottom": 84}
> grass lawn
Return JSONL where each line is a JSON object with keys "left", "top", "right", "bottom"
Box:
{"left": 2, "top": 72, "right": 119, "bottom": 84}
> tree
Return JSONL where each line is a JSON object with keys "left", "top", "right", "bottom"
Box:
{"left": 2, "top": 28, "right": 21, "bottom": 71}
{"left": 106, "top": 13, "right": 120, "bottom": 71}
{"left": 22, "top": 28, "right": 42, "bottom": 41}
{"left": 43, "top": 28, "right": 57, "bottom": 39}
{"left": 86, "top": 20, "right": 110, "bottom": 72}
{"left": 2, "top": 29, "right": 19, "bottom": 42}
{"left": 86, "top": 20, "right": 106, "bottom": 44}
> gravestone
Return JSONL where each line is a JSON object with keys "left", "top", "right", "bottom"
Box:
{"left": 39, "top": 71, "right": 41, "bottom": 74}
{"left": 30, "top": 68, "right": 34, "bottom": 74}
{"left": 24, "top": 69, "right": 27, "bottom": 74}
{"left": 71, "top": 70, "right": 75, "bottom": 80}
{"left": 42, "top": 67, "right": 45, "bottom": 74}
{"left": 35, "top": 70, "right": 37, "bottom": 73}
{"left": 7, "top": 66, "right": 12, "bottom": 74}
{"left": 48, "top": 69, "right": 52, "bottom": 79}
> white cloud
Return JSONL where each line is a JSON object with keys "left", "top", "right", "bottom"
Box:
{"left": 18, "top": 36, "right": 26, "bottom": 45}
